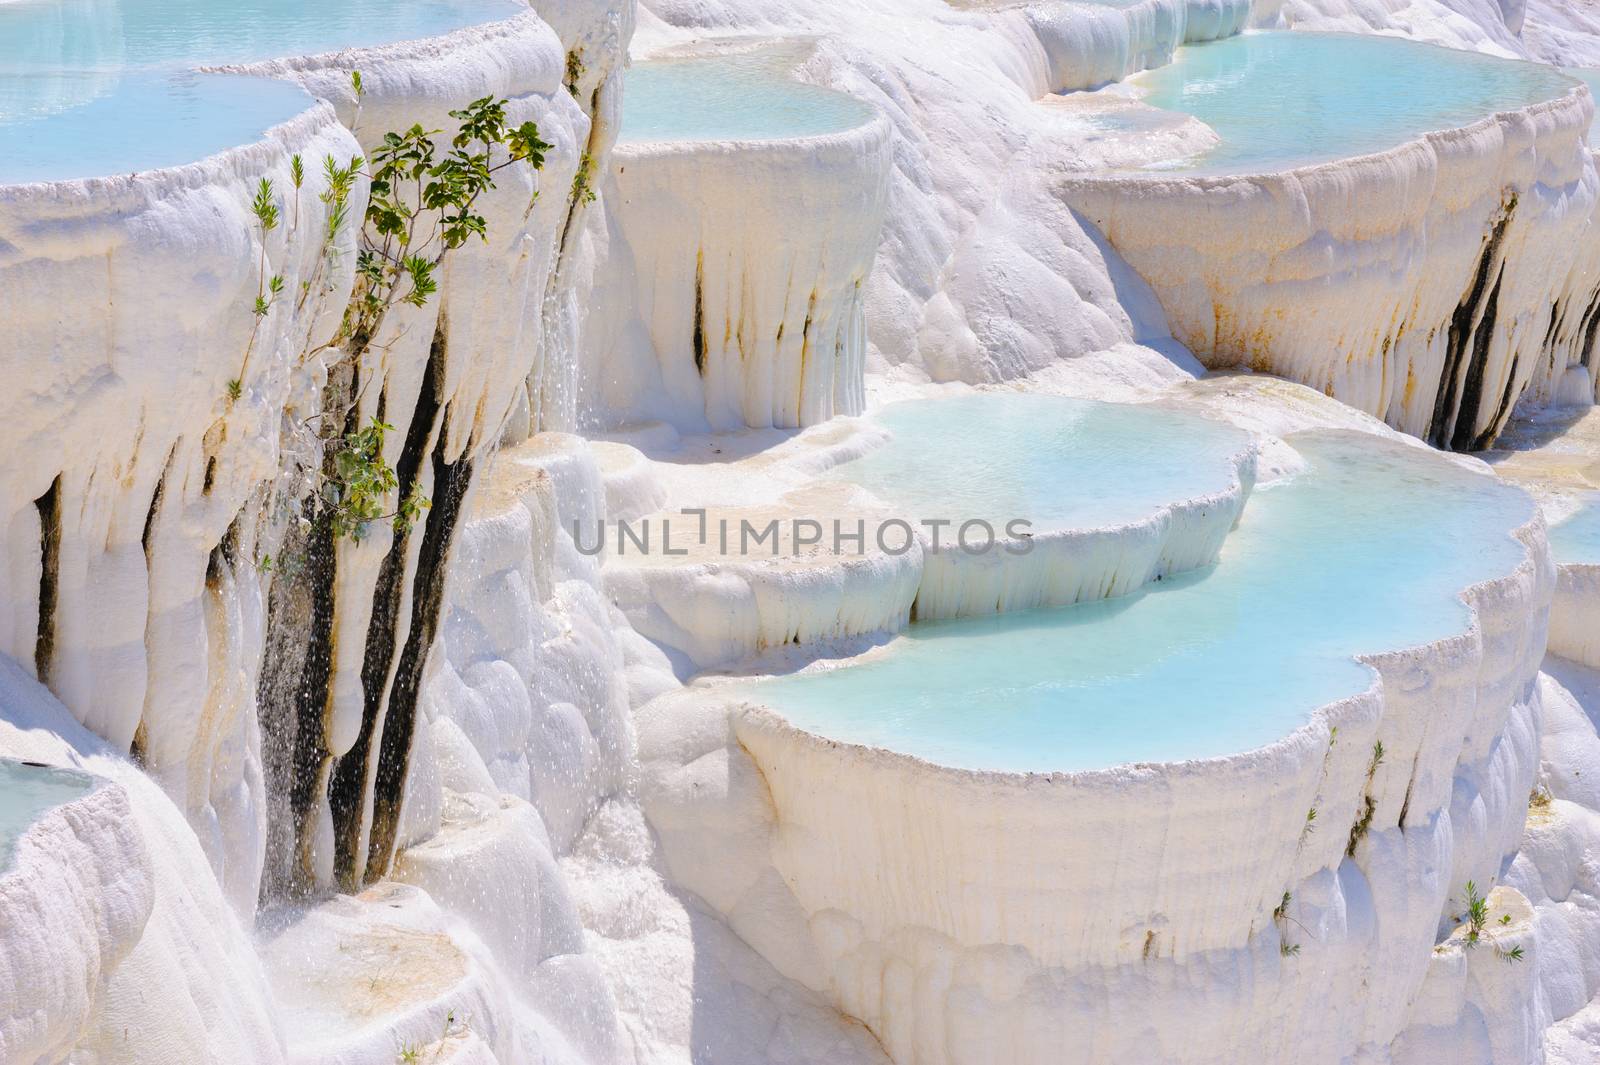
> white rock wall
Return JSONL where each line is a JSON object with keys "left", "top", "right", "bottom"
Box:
{"left": 1550, "top": 562, "right": 1600, "bottom": 667}
{"left": 0, "top": 102, "right": 360, "bottom": 917}
{"left": 590, "top": 111, "right": 892, "bottom": 433}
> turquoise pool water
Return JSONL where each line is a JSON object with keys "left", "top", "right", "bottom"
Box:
{"left": 0, "top": 0, "right": 526, "bottom": 184}
{"left": 827, "top": 393, "right": 1250, "bottom": 531}
{"left": 0, "top": 758, "right": 96, "bottom": 870}
{"left": 1130, "top": 32, "right": 1578, "bottom": 173}
{"left": 750, "top": 432, "right": 1532, "bottom": 771}
{"left": 1, "top": 71, "right": 315, "bottom": 183}
{"left": 1551, "top": 494, "right": 1600, "bottom": 564}
{"left": 620, "top": 49, "right": 875, "bottom": 143}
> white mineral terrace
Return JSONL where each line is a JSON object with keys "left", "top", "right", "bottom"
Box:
{"left": 592, "top": 42, "right": 891, "bottom": 433}
{"left": 1060, "top": 30, "right": 1600, "bottom": 450}
{"left": 9, "top": 0, "right": 1600, "bottom": 1062}
{"left": 601, "top": 390, "right": 1256, "bottom": 668}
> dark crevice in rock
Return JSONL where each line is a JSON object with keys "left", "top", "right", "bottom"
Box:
{"left": 693, "top": 249, "right": 707, "bottom": 377}
{"left": 1472, "top": 352, "right": 1522, "bottom": 453}
{"left": 1429, "top": 199, "right": 1514, "bottom": 451}
{"left": 362, "top": 425, "right": 473, "bottom": 884}
{"left": 141, "top": 450, "right": 174, "bottom": 558}
{"left": 33, "top": 474, "right": 61, "bottom": 685}
{"left": 329, "top": 321, "right": 446, "bottom": 890}
{"left": 1577, "top": 284, "right": 1600, "bottom": 373}
{"left": 1451, "top": 264, "right": 1506, "bottom": 452}
{"left": 258, "top": 360, "right": 359, "bottom": 898}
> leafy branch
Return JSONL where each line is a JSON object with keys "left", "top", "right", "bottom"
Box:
{"left": 339, "top": 94, "right": 551, "bottom": 356}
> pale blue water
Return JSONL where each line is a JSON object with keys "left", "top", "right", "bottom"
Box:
{"left": 0, "top": 71, "right": 315, "bottom": 183}
{"left": 750, "top": 432, "right": 1532, "bottom": 772}
{"left": 620, "top": 50, "right": 874, "bottom": 143}
{"left": 0, "top": 758, "right": 96, "bottom": 870}
{"left": 1563, "top": 68, "right": 1600, "bottom": 142}
{"left": 1550, "top": 494, "right": 1600, "bottom": 564}
{"left": 0, "top": 0, "right": 526, "bottom": 183}
{"left": 1132, "top": 32, "right": 1578, "bottom": 173}
{"left": 827, "top": 393, "right": 1250, "bottom": 530}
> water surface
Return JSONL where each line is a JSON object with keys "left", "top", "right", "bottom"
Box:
{"left": 0, "top": 0, "right": 526, "bottom": 183}
{"left": 827, "top": 393, "right": 1250, "bottom": 531}
{"left": 620, "top": 48, "right": 874, "bottom": 143}
{"left": 1551, "top": 493, "right": 1600, "bottom": 564}
{"left": 751, "top": 432, "right": 1532, "bottom": 771}
{"left": 0, "top": 757, "right": 96, "bottom": 870}
{"left": 1130, "top": 32, "right": 1577, "bottom": 172}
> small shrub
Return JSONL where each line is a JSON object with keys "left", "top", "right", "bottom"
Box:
{"left": 565, "top": 49, "right": 585, "bottom": 96}
{"left": 325, "top": 419, "right": 430, "bottom": 541}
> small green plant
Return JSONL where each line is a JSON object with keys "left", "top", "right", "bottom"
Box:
{"left": 324, "top": 419, "right": 431, "bottom": 540}
{"left": 1498, "top": 944, "right": 1526, "bottom": 963}
{"left": 565, "top": 49, "right": 585, "bottom": 96}
{"left": 1369, "top": 740, "right": 1385, "bottom": 776}
{"left": 1462, "top": 880, "right": 1489, "bottom": 947}
{"left": 235, "top": 177, "right": 285, "bottom": 390}
{"left": 1499, "top": 913, "right": 1512, "bottom": 926}
{"left": 1272, "top": 890, "right": 1307, "bottom": 958}
{"left": 289, "top": 153, "right": 305, "bottom": 231}
{"left": 277, "top": 96, "right": 551, "bottom": 558}
{"left": 341, "top": 95, "right": 551, "bottom": 354}
{"left": 294, "top": 154, "right": 361, "bottom": 323}
{"left": 227, "top": 378, "right": 242, "bottom": 401}
{"left": 396, "top": 1043, "right": 419, "bottom": 1065}
{"left": 350, "top": 70, "right": 365, "bottom": 135}
{"left": 1302, "top": 806, "right": 1318, "bottom": 838}
{"left": 1346, "top": 795, "right": 1376, "bottom": 857}
{"left": 571, "top": 150, "right": 597, "bottom": 205}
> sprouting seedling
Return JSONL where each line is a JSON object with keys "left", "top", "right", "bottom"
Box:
{"left": 1303, "top": 807, "right": 1318, "bottom": 837}
{"left": 350, "top": 70, "right": 365, "bottom": 135}
{"left": 1368, "top": 740, "right": 1385, "bottom": 779}
{"left": 1499, "top": 913, "right": 1512, "bottom": 926}
{"left": 294, "top": 154, "right": 361, "bottom": 322}
{"left": 1462, "top": 880, "right": 1488, "bottom": 946}
{"left": 251, "top": 177, "right": 280, "bottom": 234}
{"left": 1272, "top": 890, "right": 1308, "bottom": 958}
{"left": 227, "top": 378, "right": 242, "bottom": 401}
{"left": 1498, "top": 944, "right": 1526, "bottom": 963}
{"left": 289, "top": 154, "right": 305, "bottom": 231}
{"left": 236, "top": 179, "right": 284, "bottom": 392}
{"left": 254, "top": 275, "right": 285, "bottom": 317}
